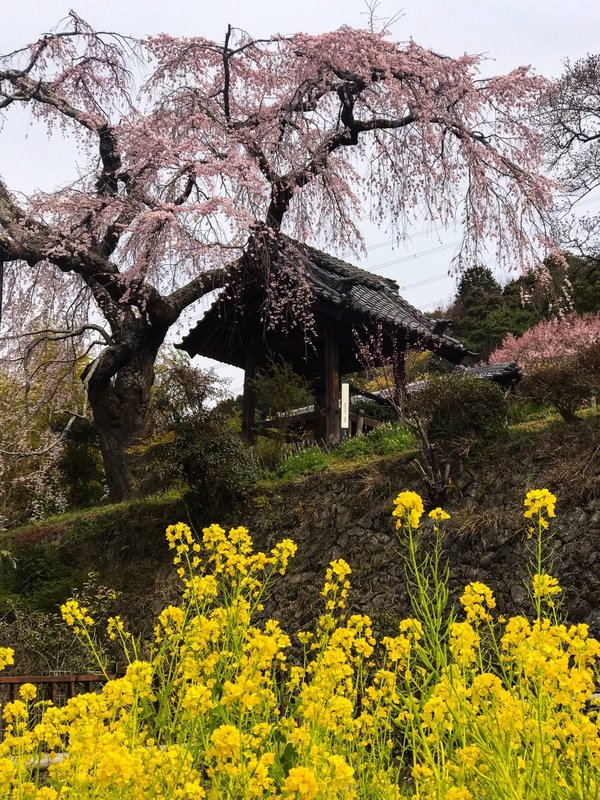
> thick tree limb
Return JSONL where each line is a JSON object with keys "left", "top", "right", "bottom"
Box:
{"left": 165, "top": 267, "right": 230, "bottom": 319}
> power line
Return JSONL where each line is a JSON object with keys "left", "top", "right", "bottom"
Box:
{"left": 569, "top": 193, "right": 600, "bottom": 209}
{"left": 366, "top": 191, "right": 600, "bottom": 253}
{"left": 367, "top": 222, "right": 453, "bottom": 251}
{"left": 370, "top": 240, "right": 460, "bottom": 272}
{"left": 400, "top": 272, "right": 450, "bottom": 292}
{"left": 420, "top": 295, "right": 454, "bottom": 310}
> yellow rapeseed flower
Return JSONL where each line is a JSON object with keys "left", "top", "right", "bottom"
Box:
{"left": 107, "top": 615, "right": 128, "bottom": 641}
{"left": 392, "top": 491, "right": 424, "bottom": 529}
{"left": 382, "top": 634, "right": 411, "bottom": 664}
{"left": 18, "top": 683, "right": 37, "bottom": 702}
{"left": 411, "top": 763, "right": 434, "bottom": 780}
{"left": 208, "top": 724, "right": 242, "bottom": 762}
{"left": 459, "top": 581, "right": 496, "bottom": 623}
{"left": 60, "top": 599, "right": 94, "bottom": 632}
{"left": 35, "top": 789, "right": 59, "bottom": 800}
{"left": 523, "top": 488, "right": 556, "bottom": 520}
{"left": 429, "top": 507, "right": 451, "bottom": 522}
{"left": 399, "top": 618, "right": 424, "bottom": 641}
{"left": 282, "top": 766, "right": 319, "bottom": 799}
{"left": 0, "top": 647, "right": 14, "bottom": 671}
{"left": 532, "top": 573, "right": 562, "bottom": 600}
{"left": 154, "top": 605, "right": 186, "bottom": 642}
{"left": 2, "top": 494, "right": 596, "bottom": 800}
{"left": 449, "top": 621, "right": 479, "bottom": 667}
{"left": 446, "top": 788, "right": 473, "bottom": 800}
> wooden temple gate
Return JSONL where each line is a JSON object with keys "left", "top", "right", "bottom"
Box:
{"left": 177, "top": 238, "right": 472, "bottom": 443}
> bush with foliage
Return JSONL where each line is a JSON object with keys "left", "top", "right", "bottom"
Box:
{"left": 251, "top": 359, "right": 313, "bottom": 422}
{"left": 0, "top": 489, "right": 598, "bottom": 798}
{"left": 0, "top": 573, "right": 122, "bottom": 675}
{"left": 130, "top": 352, "right": 257, "bottom": 513}
{"left": 350, "top": 396, "right": 397, "bottom": 424}
{"left": 407, "top": 373, "right": 508, "bottom": 445}
{"left": 247, "top": 359, "right": 315, "bottom": 473}
{"left": 402, "top": 373, "right": 508, "bottom": 503}
{"left": 356, "top": 333, "right": 510, "bottom": 501}
{"left": 53, "top": 417, "right": 105, "bottom": 508}
{"left": 175, "top": 411, "right": 258, "bottom": 519}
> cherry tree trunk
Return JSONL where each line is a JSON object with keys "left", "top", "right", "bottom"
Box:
{"left": 86, "top": 329, "right": 164, "bottom": 503}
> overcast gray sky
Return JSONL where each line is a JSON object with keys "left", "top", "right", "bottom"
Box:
{"left": 2, "top": 0, "right": 599, "bottom": 391}
{"left": 3, "top": 0, "right": 598, "bottom": 75}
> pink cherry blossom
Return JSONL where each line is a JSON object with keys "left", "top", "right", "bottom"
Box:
{"left": 489, "top": 312, "right": 600, "bottom": 371}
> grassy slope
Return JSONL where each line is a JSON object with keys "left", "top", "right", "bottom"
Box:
{"left": 1, "top": 411, "right": 598, "bottom": 613}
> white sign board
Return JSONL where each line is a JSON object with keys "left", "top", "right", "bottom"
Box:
{"left": 341, "top": 382, "right": 350, "bottom": 430}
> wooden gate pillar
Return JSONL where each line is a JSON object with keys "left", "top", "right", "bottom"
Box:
{"left": 323, "top": 319, "right": 341, "bottom": 444}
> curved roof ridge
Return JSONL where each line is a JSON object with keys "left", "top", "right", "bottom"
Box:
{"left": 278, "top": 235, "right": 399, "bottom": 291}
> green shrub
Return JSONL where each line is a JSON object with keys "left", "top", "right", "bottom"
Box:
{"left": 0, "top": 541, "right": 89, "bottom": 613}
{"left": 251, "top": 358, "right": 313, "bottom": 419}
{"left": 407, "top": 373, "right": 508, "bottom": 445}
{"left": 251, "top": 435, "right": 295, "bottom": 473}
{"left": 55, "top": 416, "right": 105, "bottom": 507}
{"left": 175, "top": 412, "right": 258, "bottom": 518}
{"left": 0, "top": 572, "right": 121, "bottom": 673}
{"left": 350, "top": 397, "right": 396, "bottom": 423}
{"left": 130, "top": 354, "right": 256, "bottom": 507}
{"left": 11, "top": 542, "right": 65, "bottom": 595}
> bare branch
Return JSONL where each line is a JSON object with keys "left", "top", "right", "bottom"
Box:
{"left": 0, "top": 414, "right": 77, "bottom": 459}
{"left": 3, "top": 323, "right": 113, "bottom": 346}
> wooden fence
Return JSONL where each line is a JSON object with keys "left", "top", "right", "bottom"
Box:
{"left": 0, "top": 674, "right": 109, "bottom": 705}
{"left": 0, "top": 674, "right": 112, "bottom": 740}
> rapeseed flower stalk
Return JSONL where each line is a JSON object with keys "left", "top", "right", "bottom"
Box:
{"left": 0, "top": 491, "right": 598, "bottom": 799}
{"left": 524, "top": 487, "right": 559, "bottom": 620}
{"left": 393, "top": 492, "right": 452, "bottom": 680}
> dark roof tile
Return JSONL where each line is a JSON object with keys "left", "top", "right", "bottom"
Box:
{"left": 302, "top": 242, "right": 468, "bottom": 354}
{"left": 178, "top": 238, "right": 472, "bottom": 361}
